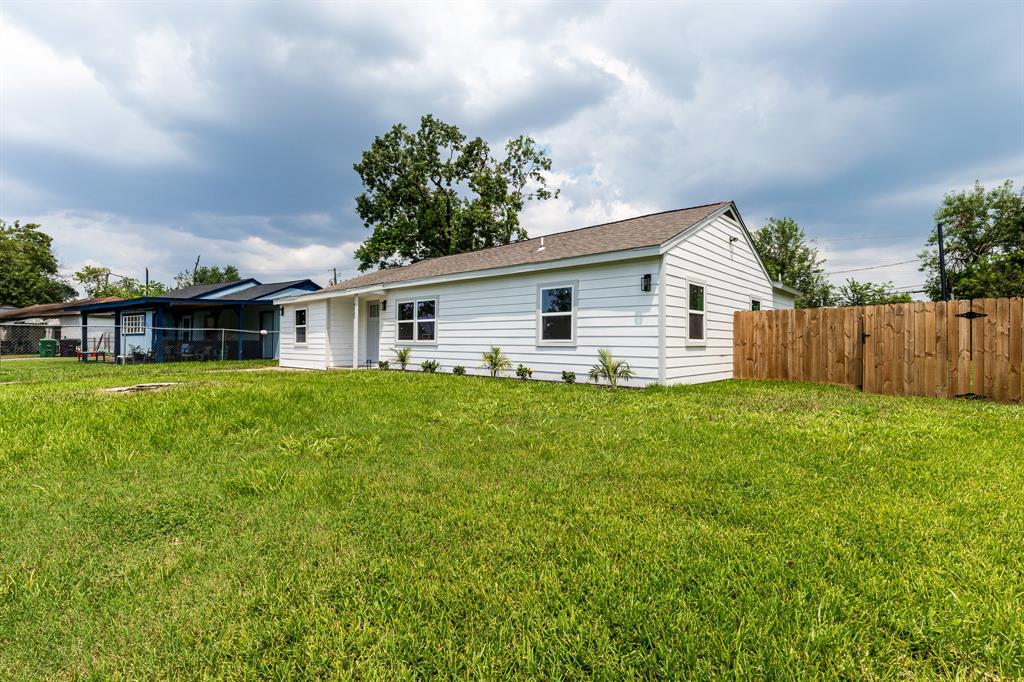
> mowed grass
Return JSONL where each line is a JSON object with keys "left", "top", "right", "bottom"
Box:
{"left": 0, "top": 360, "right": 1022, "bottom": 679}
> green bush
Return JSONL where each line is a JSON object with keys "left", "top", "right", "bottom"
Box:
{"left": 377, "top": 360, "right": 390, "bottom": 370}
{"left": 452, "top": 365, "right": 466, "bottom": 376}
{"left": 421, "top": 360, "right": 439, "bottom": 373}
{"left": 561, "top": 370, "right": 576, "bottom": 384}
{"left": 515, "top": 364, "right": 533, "bottom": 380}
{"left": 480, "top": 346, "right": 512, "bottom": 378}
{"left": 394, "top": 347, "right": 412, "bottom": 370}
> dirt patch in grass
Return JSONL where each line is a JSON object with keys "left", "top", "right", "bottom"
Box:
{"left": 101, "top": 382, "right": 179, "bottom": 393}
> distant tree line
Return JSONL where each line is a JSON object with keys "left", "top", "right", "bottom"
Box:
{"left": 753, "top": 179, "right": 1023, "bottom": 307}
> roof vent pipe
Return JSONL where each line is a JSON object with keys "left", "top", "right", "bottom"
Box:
{"left": 537, "top": 236, "right": 545, "bottom": 252}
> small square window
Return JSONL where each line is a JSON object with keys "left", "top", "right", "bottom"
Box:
{"left": 395, "top": 299, "right": 437, "bottom": 343}
{"left": 751, "top": 299, "right": 761, "bottom": 311}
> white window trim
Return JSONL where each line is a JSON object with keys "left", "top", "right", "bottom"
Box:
{"left": 685, "top": 279, "right": 707, "bottom": 347}
{"left": 122, "top": 313, "right": 145, "bottom": 336}
{"left": 536, "top": 281, "right": 577, "bottom": 347}
{"left": 395, "top": 297, "right": 438, "bottom": 345}
{"left": 294, "top": 307, "right": 308, "bottom": 346}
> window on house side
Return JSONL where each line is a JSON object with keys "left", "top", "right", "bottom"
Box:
{"left": 688, "top": 283, "right": 705, "bottom": 341}
{"left": 540, "top": 285, "right": 574, "bottom": 342}
{"left": 122, "top": 313, "right": 145, "bottom": 335}
{"left": 397, "top": 299, "right": 436, "bottom": 342}
{"left": 751, "top": 299, "right": 761, "bottom": 311}
{"left": 295, "top": 309, "right": 307, "bottom": 344}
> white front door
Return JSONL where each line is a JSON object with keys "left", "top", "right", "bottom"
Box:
{"left": 366, "top": 303, "right": 380, "bottom": 365}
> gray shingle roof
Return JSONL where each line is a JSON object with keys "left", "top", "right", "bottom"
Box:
{"left": 323, "top": 202, "right": 730, "bottom": 293}
{"left": 161, "top": 279, "right": 254, "bottom": 299}
{"left": 227, "top": 280, "right": 317, "bottom": 301}
{"left": 0, "top": 297, "right": 123, "bottom": 320}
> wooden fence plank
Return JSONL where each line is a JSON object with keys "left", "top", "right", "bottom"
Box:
{"left": 1010, "top": 298, "right": 1023, "bottom": 403}
{"left": 955, "top": 299, "right": 971, "bottom": 396}
{"left": 993, "top": 298, "right": 1010, "bottom": 402}
{"left": 862, "top": 305, "right": 877, "bottom": 392}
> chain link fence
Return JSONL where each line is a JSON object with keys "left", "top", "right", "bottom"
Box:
{"left": 0, "top": 323, "right": 279, "bottom": 364}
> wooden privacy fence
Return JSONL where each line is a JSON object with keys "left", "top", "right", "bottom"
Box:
{"left": 733, "top": 298, "right": 1023, "bottom": 402}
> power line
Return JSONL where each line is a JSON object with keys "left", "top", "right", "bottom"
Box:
{"left": 826, "top": 258, "right": 921, "bottom": 275}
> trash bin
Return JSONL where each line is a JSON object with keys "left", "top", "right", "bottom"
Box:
{"left": 39, "top": 339, "right": 58, "bottom": 357}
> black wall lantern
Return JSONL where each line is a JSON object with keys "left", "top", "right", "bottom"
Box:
{"left": 640, "top": 273, "right": 652, "bottom": 292}
{"left": 381, "top": 300, "right": 387, "bottom": 312}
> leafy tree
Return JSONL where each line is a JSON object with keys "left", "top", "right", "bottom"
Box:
{"left": 920, "top": 180, "right": 1024, "bottom": 300}
{"left": 752, "top": 217, "right": 834, "bottom": 308}
{"left": 174, "top": 264, "right": 242, "bottom": 289}
{"left": 0, "top": 220, "right": 76, "bottom": 307}
{"left": 353, "top": 114, "right": 559, "bottom": 271}
{"left": 73, "top": 265, "right": 167, "bottom": 299}
{"left": 834, "top": 279, "right": 912, "bottom": 307}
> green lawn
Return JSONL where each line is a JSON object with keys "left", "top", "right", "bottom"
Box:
{"left": 1, "top": 360, "right": 1022, "bottom": 679}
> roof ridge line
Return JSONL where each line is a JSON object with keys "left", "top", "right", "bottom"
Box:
{"left": 328, "top": 201, "right": 731, "bottom": 290}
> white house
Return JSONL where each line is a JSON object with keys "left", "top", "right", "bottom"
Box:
{"left": 274, "top": 201, "right": 798, "bottom": 386}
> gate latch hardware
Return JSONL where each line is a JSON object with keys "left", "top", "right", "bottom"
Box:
{"left": 956, "top": 311, "right": 987, "bottom": 320}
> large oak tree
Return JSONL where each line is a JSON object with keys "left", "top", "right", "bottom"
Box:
{"left": 0, "top": 220, "right": 76, "bottom": 307}
{"left": 352, "top": 115, "right": 558, "bottom": 271}
{"left": 920, "top": 180, "right": 1023, "bottom": 300}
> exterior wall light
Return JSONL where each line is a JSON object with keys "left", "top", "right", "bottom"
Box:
{"left": 641, "top": 274, "right": 652, "bottom": 292}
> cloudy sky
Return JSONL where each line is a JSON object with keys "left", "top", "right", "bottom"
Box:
{"left": 2, "top": 1, "right": 1021, "bottom": 295}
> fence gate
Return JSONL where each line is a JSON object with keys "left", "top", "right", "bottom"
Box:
{"left": 734, "top": 298, "right": 1023, "bottom": 403}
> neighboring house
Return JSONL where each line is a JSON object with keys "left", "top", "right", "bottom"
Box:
{"left": 0, "top": 297, "right": 121, "bottom": 354}
{"left": 274, "top": 201, "right": 798, "bottom": 386}
{"left": 75, "top": 279, "right": 320, "bottom": 362}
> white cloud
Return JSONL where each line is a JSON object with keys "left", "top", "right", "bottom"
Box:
{"left": 0, "top": 22, "right": 191, "bottom": 166}
{"left": 36, "top": 210, "right": 356, "bottom": 293}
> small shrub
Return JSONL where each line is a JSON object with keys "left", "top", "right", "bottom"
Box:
{"left": 515, "top": 364, "right": 533, "bottom": 380}
{"left": 480, "top": 346, "right": 512, "bottom": 378}
{"left": 588, "top": 348, "right": 634, "bottom": 387}
{"left": 395, "top": 347, "right": 412, "bottom": 370}
{"left": 421, "top": 359, "right": 439, "bottom": 373}
{"left": 452, "top": 365, "right": 466, "bottom": 376}
{"left": 377, "top": 360, "right": 390, "bottom": 370}
{"left": 561, "top": 370, "right": 576, "bottom": 384}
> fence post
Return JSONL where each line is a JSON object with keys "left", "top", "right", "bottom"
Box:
{"left": 237, "top": 305, "right": 245, "bottom": 360}
{"left": 220, "top": 328, "right": 226, "bottom": 361}
{"left": 154, "top": 307, "right": 165, "bottom": 363}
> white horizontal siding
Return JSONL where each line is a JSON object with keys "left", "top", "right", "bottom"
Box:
{"left": 279, "top": 301, "right": 328, "bottom": 369}
{"left": 664, "top": 214, "right": 774, "bottom": 385}
{"left": 773, "top": 290, "right": 796, "bottom": 310}
{"left": 377, "top": 258, "right": 661, "bottom": 385}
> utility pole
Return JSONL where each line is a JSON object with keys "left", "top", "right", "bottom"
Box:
{"left": 936, "top": 221, "right": 949, "bottom": 301}
{"left": 145, "top": 268, "right": 149, "bottom": 295}
{"left": 332, "top": 267, "right": 338, "bottom": 286}
{"left": 192, "top": 255, "right": 202, "bottom": 281}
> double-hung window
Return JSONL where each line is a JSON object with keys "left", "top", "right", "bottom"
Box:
{"left": 538, "top": 283, "right": 575, "bottom": 344}
{"left": 294, "top": 309, "right": 307, "bottom": 344}
{"left": 397, "top": 298, "right": 436, "bottom": 342}
{"left": 688, "top": 283, "right": 706, "bottom": 342}
{"left": 122, "top": 313, "right": 145, "bottom": 336}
